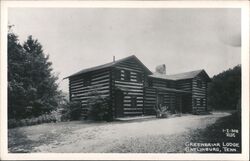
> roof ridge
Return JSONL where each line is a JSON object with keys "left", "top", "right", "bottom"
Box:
{"left": 165, "top": 69, "right": 204, "bottom": 76}
{"left": 149, "top": 69, "right": 205, "bottom": 80}
{"left": 65, "top": 54, "right": 145, "bottom": 78}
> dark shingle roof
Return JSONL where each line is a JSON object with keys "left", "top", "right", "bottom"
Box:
{"left": 66, "top": 55, "right": 151, "bottom": 78}
{"left": 149, "top": 69, "right": 208, "bottom": 80}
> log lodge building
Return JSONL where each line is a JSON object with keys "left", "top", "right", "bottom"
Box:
{"left": 66, "top": 55, "right": 211, "bottom": 118}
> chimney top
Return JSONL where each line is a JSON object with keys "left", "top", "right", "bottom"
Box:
{"left": 155, "top": 64, "right": 166, "bottom": 74}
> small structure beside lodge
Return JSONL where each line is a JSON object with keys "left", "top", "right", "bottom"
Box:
{"left": 65, "top": 55, "right": 211, "bottom": 119}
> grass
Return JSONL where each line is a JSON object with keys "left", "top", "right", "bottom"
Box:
{"left": 8, "top": 121, "right": 100, "bottom": 152}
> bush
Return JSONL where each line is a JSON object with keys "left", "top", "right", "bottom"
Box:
{"left": 87, "top": 96, "right": 112, "bottom": 121}
{"left": 8, "top": 119, "right": 18, "bottom": 128}
{"left": 60, "top": 101, "right": 82, "bottom": 121}
{"left": 8, "top": 109, "right": 63, "bottom": 128}
{"left": 154, "top": 105, "right": 170, "bottom": 118}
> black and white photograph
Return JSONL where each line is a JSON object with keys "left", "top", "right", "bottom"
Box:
{"left": 0, "top": 1, "right": 249, "bottom": 160}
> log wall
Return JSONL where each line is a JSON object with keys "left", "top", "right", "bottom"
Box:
{"left": 112, "top": 58, "right": 146, "bottom": 117}
{"left": 69, "top": 68, "right": 111, "bottom": 116}
{"left": 176, "top": 79, "right": 193, "bottom": 112}
{"left": 192, "top": 76, "right": 208, "bottom": 111}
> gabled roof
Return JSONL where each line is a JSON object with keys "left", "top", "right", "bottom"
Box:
{"left": 149, "top": 69, "right": 211, "bottom": 81}
{"left": 66, "top": 55, "right": 152, "bottom": 78}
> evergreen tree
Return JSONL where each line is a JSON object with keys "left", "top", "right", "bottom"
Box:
{"left": 208, "top": 65, "right": 241, "bottom": 110}
{"left": 8, "top": 28, "right": 28, "bottom": 118}
{"left": 8, "top": 28, "right": 61, "bottom": 119}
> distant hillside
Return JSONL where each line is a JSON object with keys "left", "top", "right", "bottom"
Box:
{"left": 208, "top": 65, "right": 241, "bottom": 110}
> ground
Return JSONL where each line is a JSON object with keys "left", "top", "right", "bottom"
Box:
{"left": 8, "top": 111, "right": 241, "bottom": 153}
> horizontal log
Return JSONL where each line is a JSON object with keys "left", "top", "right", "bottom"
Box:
{"left": 91, "top": 74, "right": 110, "bottom": 81}
{"left": 73, "top": 94, "right": 110, "bottom": 100}
{"left": 192, "top": 93, "right": 206, "bottom": 97}
{"left": 71, "top": 81, "right": 109, "bottom": 90}
{"left": 115, "top": 80, "right": 143, "bottom": 86}
{"left": 127, "top": 92, "right": 143, "bottom": 96}
{"left": 91, "top": 77, "right": 110, "bottom": 84}
{"left": 123, "top": 98, "right": 144, "bottom": 102}
{"left": 69, "top": 78, "right": 84, "bottom": 83}
{"left": 144, "top": 97, "right": 156, "bottom": 101}
{"left": 71, "top": 86, "right": 110, "bottom": 94}
{"left": 124, "top": 111, "right": 143, "bottom": 115}
{"left": 115, "top": 66, "right": 143, "bottom": 73}
{"left": 144, "top": 102, "right": 156, "bottom": 105}
{"left": 124, "top": 108, "right": 143, "bottom": 111}
{"left": 91, "top": 71, "right": 110, "bottom": 78}
{"left": 144, "top": 95, "right": 156, "bottom": 98}
{"left": 72, "top": 90, "right": 110, "bottom": 97}
{"left": 115, "top": 83, "right": 143, "bottom": 89}
{"left": 117, "top": 63, "right": 143, "bottom": 71}
{"left": 145, "top": 90, "right": 156, "bottom": 94}
{"left": 70, "top": 77, "right": 110, "bottom": 88}
{"left": 70, "top": 81, "right": 83, "bottom": 86}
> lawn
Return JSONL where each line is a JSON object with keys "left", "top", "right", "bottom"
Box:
{"left": 8, "top": 111, "right": 239, "bottom": 153}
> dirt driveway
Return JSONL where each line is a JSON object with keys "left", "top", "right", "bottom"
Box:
{"left": 8, "top": 112, "right": 230, "bottom": 153}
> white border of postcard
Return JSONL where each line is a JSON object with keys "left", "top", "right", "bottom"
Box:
{"left": 1, "top": 1, "right": 249, "bottom": 160}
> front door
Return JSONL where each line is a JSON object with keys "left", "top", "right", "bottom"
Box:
{"left": 115, "top": 89, "right": 124, "bottom": 117}
{"left": 157, "top": 94, "right": 164, "bottom": 107}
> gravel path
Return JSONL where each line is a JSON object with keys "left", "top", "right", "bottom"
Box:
{"left": 28, "top": 112, "right": 230, "bottom": 153}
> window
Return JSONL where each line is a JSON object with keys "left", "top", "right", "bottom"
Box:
{"left": 193, "top": 98, "right": 197, "bottom": 106}
{"left": 166, "top": 81, "right": 169, "bottom": 88}
{"left": 124, "top": 70, "right": 131, "bottom": 81}
{"left": 137, "top": 73, "right": 142, "bottom": 83}
{"left": 201, "top": 98, "right": 205, "bottom": 106}
{"left": 166, "top": 81, "right": 175, "bottom": 88}
{"left": 148, "top": 80, "right": 153, "bottom": 87}
{"left": 84, "top": 77, "right": 91, "bottom": 86}
{"left": 197, "top": 80, "right": 202, "bottom": 88}
{"left": 131, "top": 96, "right": 137, "bottom": 108}
{"left": 115, "top": 70, "right": 121, "bottom": 80}
{"left": 158, "top": 94, "right": 164, "bottom": 107}
{"left": 170, "top": 81, "right": 175, "bottom": 88}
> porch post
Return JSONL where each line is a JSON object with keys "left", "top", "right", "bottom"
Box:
{"left": 179, "top": 94, "right": 182, "bottom": 116}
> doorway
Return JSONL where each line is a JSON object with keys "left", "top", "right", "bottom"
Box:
{"left": 115, "top": 89, "right": 124, "bottom": 117}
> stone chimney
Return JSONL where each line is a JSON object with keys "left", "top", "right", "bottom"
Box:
{"left": 155, "top": 64, "right": 166, "bottom": 74}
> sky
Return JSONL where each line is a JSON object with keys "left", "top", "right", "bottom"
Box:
{"left": 8, "top": 8, "right": 241, "bottom": 93}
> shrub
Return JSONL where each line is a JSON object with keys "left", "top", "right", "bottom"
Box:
{"left": 8, "top": 109, "right": 65, "bottom": 128}
{"left": 69, "top": 101, "right": 82, "bottom": 120}
{"left": 87, "top": 96, "right": 112, "bottom": 121}
{"left": 154, "top": 105, "right": 170, "bottom": 118}
{"left": 8, "top": 119, "right": 18, "bottom": 128}
{"left": 50, "top": 110, "right": 62, "bottom": 122}
{"left": 60, "top": 101, "right": 82, "bottom": 121}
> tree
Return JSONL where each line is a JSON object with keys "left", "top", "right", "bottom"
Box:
{"left": 8, "top": 28, "right": 27, "bottom": 119}
{"left": 208, "top": 65, "right": 241, "bottom": 110}
{"left": 8, "top": 28, "right": 61, "bottom": 119}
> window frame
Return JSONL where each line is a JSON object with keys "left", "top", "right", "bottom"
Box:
{"left": 197, "top": 80, "right": 202, "bottom": 88}
{"left": 84, "top": 76, "right": 91, "bottom": 86}
{"left": 131, "top": 96, "right": 137, "bottom": 108}
{"left": 148, "top": 79, "right": 153, "bottom": 87}
{"left": 193, "top": 98, "right": 197, "bottom": 106}
{"left": 115, "top": 69, "right": 121, "bottom": 80}
{"left": 124, "top": 70, "right": 131, "bottom": 81}
{"left": 136, "top": 72, "right": 142, "bottom": 83}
